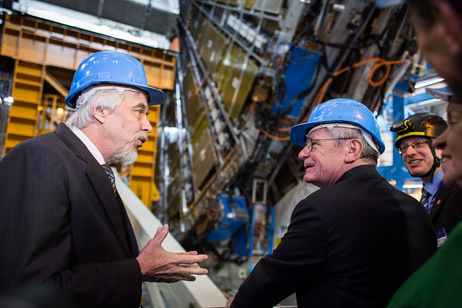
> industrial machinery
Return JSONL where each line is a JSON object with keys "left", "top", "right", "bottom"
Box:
{"left": 168, "top": 0, "right": 427, "bottom": 273}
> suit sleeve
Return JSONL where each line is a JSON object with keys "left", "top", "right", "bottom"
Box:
{"left": 231, "top": 198, "right": 327, "bottom": 308}
{"left": 0, "top": 142, "right": 142, "bottom": 308}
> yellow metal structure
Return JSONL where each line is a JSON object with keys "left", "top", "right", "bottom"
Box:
{"left": 129, "top": 105, "right": 161, "bottom": 205}
{"left": 3, "top": 60, "right": 44, "bottom": 152}
{"left": 39, "top": 94, "right": 69, "bottom": 134}
{"left": 0, "top": 14, "right": 176, "bottom": 208}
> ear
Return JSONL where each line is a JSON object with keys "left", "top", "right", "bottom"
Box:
{"left": 93, "top": 106, "right": 109, "bottom": 124}
{"left": 438, "top": 1, "right": 462, "bottom": 56}
{"left": 345, "top": 139, "right": 363, "bottom": 163}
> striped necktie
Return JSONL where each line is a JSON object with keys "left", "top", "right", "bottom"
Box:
{"left": 102, "top": 164, "right": 116, "bottom": 194}
{"left": 101, "top": 163, "right": 132, "bottom": 249}
{"left": 420, "top": 188, "right": 432, "bottom": 213}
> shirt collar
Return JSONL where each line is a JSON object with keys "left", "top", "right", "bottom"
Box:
{"left": 70, "top": 125, "right": 106, "bottom": 165}
{"left": 423, "top": 169, "right": 444, "bottom": 196}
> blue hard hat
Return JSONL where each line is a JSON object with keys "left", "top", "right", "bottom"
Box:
{"left": 65, "top": 51, "right": 165, "bottom": 108}
{"left": 290, "top": 98, "right": 385, "bottom": 154}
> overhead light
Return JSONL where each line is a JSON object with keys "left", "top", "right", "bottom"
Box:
{"left": 375, "top": 0, "right": 404, "bottom": 8}
{"left": 414, "top": 77, "right": 445, "bottom": 89}
{"left": 1, "top": 96, "right": 14, "bottom": 105}
{"left": 12, "top": 0, "right": 171, "bottom": 49}
{"left": 403, "top": 183, "right": 423, "bottom": 189}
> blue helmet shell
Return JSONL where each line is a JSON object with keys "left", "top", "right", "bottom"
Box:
{"left": 290, "top": 98, "right": 385, "bottom": 154}
{"left": 65, "top": 51, "right": 165, "bottom": 108}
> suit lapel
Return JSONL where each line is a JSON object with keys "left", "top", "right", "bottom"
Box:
{"left": 116, "top": 193, "right": 140, "bottom": 256}
{"left": 86, "top": 164, "right": 133, "bottom": 257}
{"left": 430, "top": 184, "right": 450, "bottom": 221}
{"left": 55, "top": 123, "right": 133, "bottom": 257}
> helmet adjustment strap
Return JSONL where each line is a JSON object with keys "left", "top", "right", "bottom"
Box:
{"left": 426, "top": 141, "right": 442, "bottom": 183}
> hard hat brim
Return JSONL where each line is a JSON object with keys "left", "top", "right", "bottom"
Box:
{"left": 290, "top": 122, "right": 315, "bottom": 147}
{"left": 65, "top": 82, "right": 165, "bottom": 108}
{"left": 135, "top": 84, "right": 165, "bottom": 106}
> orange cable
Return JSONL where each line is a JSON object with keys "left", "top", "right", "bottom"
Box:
{"left": 259, "top": 57, "right": 404, "bottom": 139}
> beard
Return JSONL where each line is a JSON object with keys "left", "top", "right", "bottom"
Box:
{"left": 107, "top": 133, "right": 148, "bottom": 165}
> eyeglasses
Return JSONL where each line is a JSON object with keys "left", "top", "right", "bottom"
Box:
{"left": 305, "top": 137, "right": 352, "bottom": 152}
{"left": 398, "top": 139, "right": 430, "bottom": 154}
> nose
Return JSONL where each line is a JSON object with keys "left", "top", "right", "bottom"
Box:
{"left": 141, "top": 114, "right": 153, "bottom": 133}
{"left": 404, "top": 145, "right": 418, "bottom": 155}
{"left": 433, "top": 129, "right": 447, "bottom": 150}
{"left": 298, "top": 145, "right": 311, "bottom": 160}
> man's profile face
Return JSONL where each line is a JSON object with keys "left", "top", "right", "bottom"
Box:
{"left": 298, "top": 127, "right": 347, "bottom": 188}
{"left": 410, "top": 4, "right": 462, "bottom": 99}
{"left": 104, "top": 90, "right": 152, "bottom": 165}
{"left": 434, "top": 103, "right": 462, "bottom": 187}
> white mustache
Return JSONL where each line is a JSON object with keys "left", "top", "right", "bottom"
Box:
{"left": 134, "top": 133, "right": 148, "bottom": 144}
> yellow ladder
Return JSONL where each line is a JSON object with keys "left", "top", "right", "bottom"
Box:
{"left": 3, "top": 60, "right": 44, "bottom": 155}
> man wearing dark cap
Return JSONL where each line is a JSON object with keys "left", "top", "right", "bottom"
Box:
{"left": 391, "top": 113, "right": 462, "bottom": 246}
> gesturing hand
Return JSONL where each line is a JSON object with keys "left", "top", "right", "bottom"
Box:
{"left": 136, "top": 224, "right": 209, "bottom": 283}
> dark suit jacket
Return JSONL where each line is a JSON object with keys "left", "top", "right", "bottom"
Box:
{"left": 430, "top": 183, "right": 462, "bottom": 236}
{"left": 0, "top": 123, "right": 142, "bottom": 308}
{"left": 231, "top": 165, "right": 436, "bottom": 308}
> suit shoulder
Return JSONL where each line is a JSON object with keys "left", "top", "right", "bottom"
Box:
{"left": 448, "top": 185, "right": 462, "bottom": 197}
{"left": 438, "top": 183, "right": 462, "bottom": 216}
{"left": 436, "top": 184, "right": 462, "bottom": 206}
{"left": 1, "top": 132, "right": 67, "bottom": 163}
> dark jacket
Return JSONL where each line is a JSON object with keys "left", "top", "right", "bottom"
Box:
{"left": 0, "top": 123, "right": 142, "bottom": 308}
{"left": 430, "top": 183, "right": 462, "bottom": 236}
{"left": 231, "top": 165, "right": 436, "bottom": 308}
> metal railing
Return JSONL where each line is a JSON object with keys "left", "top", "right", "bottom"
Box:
{"left": 114, "top": 169, "right": 228, "bottom": 308}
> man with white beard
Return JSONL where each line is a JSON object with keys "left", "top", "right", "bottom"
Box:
{"left": 0, "top": 51, "right": 208, "bottom": 308}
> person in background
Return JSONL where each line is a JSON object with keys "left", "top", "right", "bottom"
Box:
{"left": 385, "top": 1, "right": 462, "bottom": 306}
{"left": 390, "top": 113, "right": 462, "bottom": 246}
{"left": 387, "top": 101, "right": 462, "bottom": 307}
{"left": 435, "top": 102, "right": 462, "bottom": 188}
{"left": 226, "top": 98, "right": 436, "bottom": 308}
{"left": 0, "top": 51, "right": 208, "bottom": 308}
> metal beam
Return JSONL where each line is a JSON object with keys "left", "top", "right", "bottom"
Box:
{"left": 44, "top": 71, "right": 69, "bottom": 98}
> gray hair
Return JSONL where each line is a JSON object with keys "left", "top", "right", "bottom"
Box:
{"left": 65, "top": 87, "right": 125, "bottom": 129}
{"left": 328, "top": 127, "right": 380, "bottom": 163}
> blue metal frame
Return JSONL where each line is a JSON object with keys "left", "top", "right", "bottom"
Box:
{"left": 272, "top": 48, "right": 322, "bottom": 117}
{"left": 207, "top": 195, "right": 249, "bottom": 256}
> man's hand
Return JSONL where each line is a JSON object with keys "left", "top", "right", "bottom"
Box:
{"left": 136, "top": 224, "right": 208, "bottom": 282}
